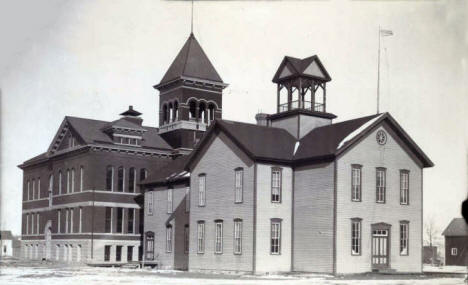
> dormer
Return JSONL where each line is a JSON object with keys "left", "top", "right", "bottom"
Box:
{"left": 102, "top": 106, "right": 147, "bottom": 147}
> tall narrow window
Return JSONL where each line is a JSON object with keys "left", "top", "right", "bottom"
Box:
{"left": 351, "top": 218, "right": 362, "bottom": 255}
{"left": 106, "top": 166, "right": 113, "bottom": 191}
{"left": 145, "top": 232, "right": 154, "bottom": 260}
{"left": 271, "top": 219, "right": 282, "bottom": 254}
{"left": 127, "top": 246, "right": 133, "bottom": 262}
{"left": 167, "top": 188, "right": 173, "bottom": 214}
{"left": 117, "top": 167, "right": 124, "bottom": 192}
{"left": 234, "top": 219, "right": 242, "bottom": 254}
{"left": 185, "top": 187, "right": 190, "bottom": 213}
{"left": 116, "top": 245, "right": 122, "bottom": 262}
{"left": 166, "top": 225, "right": 173, "bottom": 253}
{"left": 104, "top": 245, "right": 111, "bottom": 262}
{"left": 351, "top": 165, "right": 362, "bottom": 202}
{"left": 105, "top": 207, "right": 112, "bottom": 233}
{"left": 70, "top": 208, "right": 74, "bottom": 233}
{"left": 71, "top": 168, "right": 75, "bottom": 192}
{"left": 184, "top": 225, "right": 190, "bottom": 254}
{"left": 147, "top": 192, "right": 154, "bottom": 216}
{"left": 65, "top": 209, "right": 69, "bottom": 233}
{"left": 32, "top": 179, "right": 35, "bottom": 200}
{"left": 59, "top": 171, "right": 62, "bottom": 194}
{"left": 26, "top": 214, "right": 29, "bottom": 235}
{"left": 48, "top": 175, "right": 54, "bottom": 197}
{"left": 271, "top": 168, "right": 282, "bottom": 203}
{"left": 37, "top": 178, "right": 41, "bottom": 199}
{"left": 197, "top": 221, "right": 205, "bottom": 254}
{"left": 116, "top": 208, "right": 123, "bottom": 233}
{"left": 400, "top": 170, "right": 409, "bottom": 205}
{"left": 234, "top": 168, "right": 243, "bottom": 203}
{"left": 79, "top": 207, "right": 82, "bottom": 233}
{"left": 27, "top": 180, "right": 30, "bottom": 201}
{"left": 30, "top": 213, "right": 34, "bottom": 234}
{"left": 376, "top": 168, "right": 386, "bottom": 203}
{"left": 198, "top": 174, "right": 206, "bottom": 206}
{"left": 128, "top": 167, "right": 136, "bottom": 193}
{"left": 80, "top": 166, "right": 84, "bottom": 192}
{"left": 66, "top": 169, "right": 70, "bottom": 194}
{"left": 215, "top": 220, "right": 223, "bottom": 254}
{"left": 127, "top": 208, "right": 134, "bottom": 234}
{"left": 57, "top": 210, "right": 61, "bottom": 233}
{"left": 36, "top": 213, "right": 40, "bottom": 234}
{"left": 400, "top": 221, "right": 409, "bottom": 256}
{"left": 140, "top": 168, "right": 147, "bottom": 181}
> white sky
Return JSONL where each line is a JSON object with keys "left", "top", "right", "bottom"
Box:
{"left": 1, "top": 0, "right": 467, "bottom": 236}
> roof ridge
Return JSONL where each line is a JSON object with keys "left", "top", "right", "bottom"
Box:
{"left": 181, "top": 34, "right": 193, "bottom": 79}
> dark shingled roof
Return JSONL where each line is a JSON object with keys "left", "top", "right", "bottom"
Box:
{"left": 442, "top": 218, "right": 468, "bottom": 237}
{"left": 120, "top": 105, "right": 142, "bottom": 117}
{"left": 141, "top": 155, "right": 190, "bottom": 186}
{"left": 272, "top": 55, "right": 332, "bottom": 83}
{"left": 157, "top": 33, "right": 223, "bottom": 87}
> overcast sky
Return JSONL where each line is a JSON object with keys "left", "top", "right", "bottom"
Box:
{"left": 1, "top": 0, "right": 467, "bottom": 237}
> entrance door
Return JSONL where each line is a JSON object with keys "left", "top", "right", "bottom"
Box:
{"left": 372, "top": 228, "right": 390, "bottom": 269}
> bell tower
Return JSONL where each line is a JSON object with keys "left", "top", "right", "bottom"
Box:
{"left": 265, "top": 55, "right": 337, "bottom": 139}
{"left": 154, "top": 33, "right": 228, "bottom": 150}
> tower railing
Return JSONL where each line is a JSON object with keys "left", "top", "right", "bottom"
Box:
{"left": 278, "top": 100, "right": 324, "bottom": 113}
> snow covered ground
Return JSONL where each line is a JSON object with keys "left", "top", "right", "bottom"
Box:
{"left": 0, "top": 260, "right": 467, "bottom": 285}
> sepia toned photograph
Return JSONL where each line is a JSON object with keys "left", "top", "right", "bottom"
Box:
{"left": 1, "top": 0, "right": 467, "bottom": 284}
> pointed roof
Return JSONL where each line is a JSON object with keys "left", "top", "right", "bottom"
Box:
{"left": 156, "top": 33, "right": 224, "bottom": 88}
{"left": 442, "top": 218, "right": 468, "bottom": 237}
{"left": 120, "top": 105, "right": 142, "bottom": 117}
{"left": 272, "top": 55, "right": 332, "bottom": 83}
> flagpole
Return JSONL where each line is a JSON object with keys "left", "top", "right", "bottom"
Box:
{"left": 377, "top": 25, "right": 381, "bottom": 114}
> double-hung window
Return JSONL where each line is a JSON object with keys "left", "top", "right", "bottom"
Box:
{"left": 166, "top": 225, "right": 173, "bottom": 253}
{"left": 105, "top": 207, "right": 112, "bottom": 233}
{"left": 198, "top": 174, "right": 206, "bottom": 206}
{"left": 234, "top": 219, "right": 242, "bottom": 254}
{"left": 234, "top": 168, "right": 243, "bottom": 203}
{"left": 351, "top": 165, "right": 362, "bottom": 202}
{"left": 116, "top": 208, "right": 123, "bottom": 233}
{"left": 106, "top": 166, "right": 113, "bottom": 191}
{"left": 80, "top": 166, "right": 84, "bottom": 192}
{"left": 117, "top": 167, "right": 124, "bottom": 192}
{"left": 214, "top": 220, "right": 223, "bottom": 254}
{"left": 167, "top": 188, "right": 173, "bottom": 214}
{"left": 270, "top": 219, "right": 281, "bottom": 254}
{"left": 271, "top": 168, "right": 282, "bottom": 203}
{"left": 197, "top": 221, "right": 205, "bottom": 254}
{"left": 127, "top": 208, "right": 134, "bottom": 234}
{"left": 145, "top": 232, "right": 154, "bottom": 260}
{"left": 147, "top": 192, "right": 154, "bottom": 216}
{"left": 400, "top": 170, "right": 409, "bottom": 205}
{"left": 400, "top": 221, "right": 409, "bottom": 255}
{"left": 185, "top": 187, "right": 190, "bottom": 213}
{"left": 351, "top": 218, "right": 362, "bottom": 255}
{"left": 376, "top": 168, "right": 386, "bottom": 203}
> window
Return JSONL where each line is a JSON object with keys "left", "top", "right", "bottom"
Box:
{"left": 400, "top": 221, "right": 409, "bottom": 255}
{"left": 140, "top": 168, "right": 147, "bottom": 181}
{"left": 116, "top": 208, "right": 123, "bottom": 233}
{"left": 106, "top": 166, "right": 113, "bottom": 191}
{"left": 351, "top": 218, "right": 362, "bottom": 255}
{"left": 127, "top": 208, "right": 134, "bottom": 234}
{"left": 117, "top": 167, "right": 124, "bottom": 192}
{"left": 65, "top": 209, "right": 69, "bottom": 233}
{"left": 80, "top": 166, "right": 84, "bottom": 192}
{"left": 32, "top": 179, "right": 35, "bottom": 200}
{"left": 234, "top": 219, "right": 242, "bottom": 254}
{"left": 104, "top": 245, "right": 111, "bottom": 261}
{"left": 59, "top": 171, "right": 62, "bottom": 194}
{"left": 105, "top": 207, "right": 112, "bottom": 233}
{"left": 215, "top": 220, "right": 223, "bottom": 254}
{"left": 36, "top": 213, "right": 40, "bottom": 234}
{"left": 147, "top": 192, "right": 154, "bottom": 216}
{"left": 66, "top": 169, "right": 70, "bottom": 194}
{"left": 167, "top": 188, "right": 173, "bottom": 214}
{"left": 57, "top": 210, "right": 61, "bottom": 233}
{"left": 166, "top": 225, "right": 173, "bottom": 253}
{"left": 451, "top": 248, "right": 458, "bottom": 256}
{"left": 116, "top": 245, "right": 122, "bottom": 262}
{"left": 79, "top": 207, "right": 82, "bottom": 233}
{"left": 271, "top": 219, "right": 281, "bottom": 254}
{"left": 184, "top": 225, "right": 189, "bottom": 254}
{"left": 198, "top": 174, "right": 206, "bottom": 206}
{"left": 235, "top": 168, "right": 243, "bottom": 203}
{"left": 27, "top": 180, "right": 30, "bottom": 201}
{"left": 145, "top": 232, "right": 154, "bottom": 260}
{"left": 71, "top": 168, "right": 75, "bottom": 192}
{"left": 271, "top": 168, "right": 282, "bottom": 203}
{"left": 26, "top": 214, "right": 29, "bottom": 235}
{"left": 37, "top": 178, "right": 41, "bottom": 199}
{"left": 197, "top": 221, "right": 205, "bottom": 254}
{"left": 128, "top": 167, "right": 136, "bottom": 193}
{"left": 185, "top": 187, "right": 190, "bottom": 213}
{"left": 70, "top": 208, "right": 74, "bottom": 233}
{"left": 31, "top": 213, "right": 34, "bottom": 234}
{"left": 351, "top": 165, "right": 362, "bottom": 202}
{"left": 127, "top": 246, "right": 133, "bottom": 262}
{"left": 376, "top": 168, "right": 386, "bottom": 203}
{"left": 48, "top": 174, "right": 53, "bottom": 197}
{"left": 400, "top": 170, "right": 409, "bottom": 205}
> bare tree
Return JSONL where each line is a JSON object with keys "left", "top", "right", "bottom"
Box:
{"left": 424, "top": 215, "right": 441, "bottom": 265}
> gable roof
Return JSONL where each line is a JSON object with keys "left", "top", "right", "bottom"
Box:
{"left": 442, "top": 218, "right": 468, "bottom": 237}
{"left": 272, "top": 55, "right": 332, "bottom": 83}
{"left": 140, "top": 155, "right": 190, "bottom": 187}
{"left": 156, "top": 33, "right": 223, "bottom": 88}
{"left": 187, "top": 112, "right": 433, "bottom": 169}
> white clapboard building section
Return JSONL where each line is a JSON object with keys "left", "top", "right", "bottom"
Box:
{"left": 141, "top": 35, "right": 434, "bottom": 274}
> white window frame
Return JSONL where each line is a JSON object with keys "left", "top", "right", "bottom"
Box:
{"left": 351, "top": 218, "right": 361, "bottom": 255}
{"left": 376, "top": 168, "right": 386, "bottom": 203}
{"left": 214, "top": 221, "right": 223, "bottom": 254}
{"left": 166, "top": 225, "right": 173, "bottom": 253}
{"left": 57, "top": 210, "right": 61, "bottom": 233}
{"left": 70, "top": 208, "right": 74, "bottom": 233}
{"left": 65, "top": 209, "right": 69, "bottom": 233}
{"left": 37, "top": 178, "right": 41, "bottom": 199}
{"left": 167, "top": 188, "right": 173, "bottom": 214}
{"left": 271, "top": 168, "right": 282, "bottom": 203}
{"left": 234, "top": 219, "right": 242, "bottom": 255}
{"left": 36, "top": 212, "right": 39, "bottom": 234}
{"left": 197, "top": 221, "right": 205, "bottom": 254}
{"left": 79, "top": 207, "right": 82, "bottom": 233}
{"left": 71, "top": 168, "right": 75, "bottom": 193}
{"left": 198, "top": 174, "right": 206, "bottom": 207}
{"left": 66, "top": 170, "right": 70, "bottom": 194}
{"left": 235, "top": 168, "right": 243, "bottom": 203}
{"left": 271, "top": 220, "right": 281, "bottom": 254}
{"left": 400, "top": 222, "right": 409, "bottom": 256}
{"left": 147, "top": 192, "right": 154, "bottom": 216}
{"left": 451, "top": 248, "right": 458, "bottom": 256}
{"left": 351, "top": 165, "right": 362, "bottom": 202}
{"left": 400, "top": 170, "right": 409, "bottom": 205}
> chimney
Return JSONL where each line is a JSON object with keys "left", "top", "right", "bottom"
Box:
{"left": 255, "top": 113, "right": 269, "bottom": 126}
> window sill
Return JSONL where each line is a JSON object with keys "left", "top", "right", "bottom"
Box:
{"left": 351, "top": 199, "right": 362, "bottom": 202}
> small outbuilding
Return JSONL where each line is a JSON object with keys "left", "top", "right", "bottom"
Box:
{"left": 442, "top": 218, "right": 468, "bottom": 266}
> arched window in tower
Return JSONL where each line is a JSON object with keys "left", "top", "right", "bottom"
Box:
{"left": 168, "top": 102, "right": 173, "bottom": 123}
{"left": 208, "top": 103, "right": 216, "bottom": 124}
{"left": 173, "top": 101, "right": 179, "bottom": 121}
{"left": 162, "top": 104, "right": 168, "bottom": 124}
{"left": 199, "top": 102, "right": 207, "bottom": 124}
{"left": 189, "top": 100, "right": 197, "bottom": 121}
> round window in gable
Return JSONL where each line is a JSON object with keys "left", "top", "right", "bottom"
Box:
{"left": 376, "top": 130, "right": 387, "bottom": 145}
